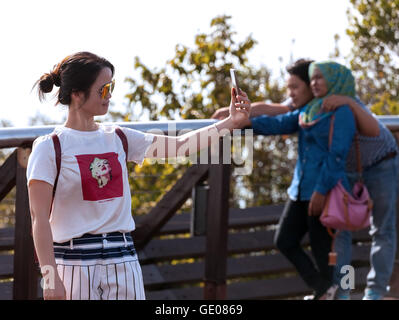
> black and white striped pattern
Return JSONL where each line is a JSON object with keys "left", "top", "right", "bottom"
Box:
{"left": 57, "top": 261, "right": 145, "bottom": 300}
{"left": 53, "top": 232, "right": 145, "bottom": 300}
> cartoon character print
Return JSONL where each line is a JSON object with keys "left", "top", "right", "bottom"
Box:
{"left": 89, "top": 157, "right": 112, "bottom": 188}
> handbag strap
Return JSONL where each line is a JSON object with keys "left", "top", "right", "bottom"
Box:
{"left": 355, "top": 133, "right": 362, "bottom": 177}
{"left": 328, "top": 114, "right": 363, "bottom": 178}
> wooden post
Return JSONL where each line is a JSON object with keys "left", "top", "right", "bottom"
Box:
{"left": 388, "top": 132, "right": 399, "bottom": 298}
{"left": 387, "top": 195, "right": 399, "bottom": 298}
{"left": 190, "top": 182, "right": 209, "bottom": 237}
{"left": 13, "top": 148, "right": 38, "bottom": 300}
{"left": 204, "top": 141, "right": 231, "bottom": 299}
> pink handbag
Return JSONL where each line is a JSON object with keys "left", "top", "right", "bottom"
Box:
{"left": 319, "top": 115, "right": 373, "bottom": 265}
{"left": 320, "top": 180, "right": 372, "bottom": 231}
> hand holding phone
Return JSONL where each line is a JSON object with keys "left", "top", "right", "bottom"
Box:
{"left": 230, "top": 69, "right": 241, "bottom": 95}
{"left": 228, "top": 69, "right": 251, "bottom": 125}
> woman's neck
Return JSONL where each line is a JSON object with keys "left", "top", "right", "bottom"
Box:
{"left": 64, "top": 109, "right": 99, "bottom": 131}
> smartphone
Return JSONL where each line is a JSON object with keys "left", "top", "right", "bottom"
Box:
{"left": 230, "top": 69, "right": 241, "bottom": 95}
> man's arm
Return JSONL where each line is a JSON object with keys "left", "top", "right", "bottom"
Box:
{"left": 250, "top": 102, "right": 292, "bottom": 117}
{"left": 211, "top": 101, "right": 292, "bottom": 120}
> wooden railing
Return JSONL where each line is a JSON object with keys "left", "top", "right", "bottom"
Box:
{"left": 1, "top": 117, "right": 399, "bottom": 300}
{"left": 0, "top": 119, "right": 231, "bottom": 300}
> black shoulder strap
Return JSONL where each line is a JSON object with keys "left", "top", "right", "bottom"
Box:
{"left": 115, "top": 127, "right": 128, "bottom": 163}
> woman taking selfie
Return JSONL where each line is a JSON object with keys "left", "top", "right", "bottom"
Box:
{"left": 27, "top": 51, "right": 251, "bottom": 300}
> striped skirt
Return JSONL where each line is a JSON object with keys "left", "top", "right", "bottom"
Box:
{"left": 53, "top": 232, "right": 145, "bottom": 300}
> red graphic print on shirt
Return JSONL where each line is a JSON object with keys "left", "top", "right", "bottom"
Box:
{"left": 75, "top": 152, "right": 123, "bottom": 201}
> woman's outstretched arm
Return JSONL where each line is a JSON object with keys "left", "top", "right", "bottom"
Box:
{"left": 146, "top": 88, "right": 252, "bottom": 159}
{"left": 211, "top": 101, "right": 292, "bottom": 120}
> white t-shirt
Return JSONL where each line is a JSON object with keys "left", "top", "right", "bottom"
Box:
{"left": 26, "top": 124, "right": 154, "bottom": 243}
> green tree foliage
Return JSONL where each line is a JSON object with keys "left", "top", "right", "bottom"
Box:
{"left": 125, "top": 15, "right": 286, "bottom": 121}
{"left": 346, "top": 0, "right": 399, "bottom": 114}
{"left": 125, "top": 15, "right": 294, "bottom": 210}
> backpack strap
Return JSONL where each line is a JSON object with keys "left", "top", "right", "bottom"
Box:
{"left": 51, "top": 133, "right": 61, "bottom": 198}
{"left": 115, "top": 127, "right": 128, "bottom": 163}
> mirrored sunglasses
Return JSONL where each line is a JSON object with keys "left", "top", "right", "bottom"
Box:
{"left": 100, "top": 79, "right": 115, "bottom": 99}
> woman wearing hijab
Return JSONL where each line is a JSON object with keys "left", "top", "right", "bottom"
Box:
{"left": 237, "top": 61, "right": 357, "bottom": 299}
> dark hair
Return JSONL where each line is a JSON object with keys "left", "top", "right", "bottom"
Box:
{"left": 35, "top": 52, "right": 115, "bottom": 105}
{"left": 286, "top": 58, "right": 314, "bottom": 86}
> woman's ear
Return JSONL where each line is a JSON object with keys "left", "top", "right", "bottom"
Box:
{"left": 70, "top": 90, "right": 85, "bottom": 108}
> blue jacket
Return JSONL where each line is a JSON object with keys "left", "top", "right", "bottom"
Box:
{"left": 250, "top": 106, "right": 356, "bottom": 201}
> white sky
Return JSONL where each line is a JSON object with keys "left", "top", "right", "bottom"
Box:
{"left": 0, "top": 0, "right": 353, "bottom": 127}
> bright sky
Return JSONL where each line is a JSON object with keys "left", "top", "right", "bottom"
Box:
{"left": 1, "top": 0, "right": 353, "bottom": 127}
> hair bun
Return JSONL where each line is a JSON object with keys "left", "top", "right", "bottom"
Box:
{"left": 39, "top": 73, "right": 55, "bottom": 93}
{"left": 38, "top": 71, "right": 61, "bottom": 94}
{"left": 50, "top": 72, "right": 61, "bottom": 87}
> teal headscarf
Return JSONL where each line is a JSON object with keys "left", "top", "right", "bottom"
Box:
{"left": 299, "top": 61, "right": 356, "bottom": 127}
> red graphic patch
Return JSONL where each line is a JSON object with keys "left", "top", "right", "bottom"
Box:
{"left": 75, "top": 152, "right": 123, "bottom": 201}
